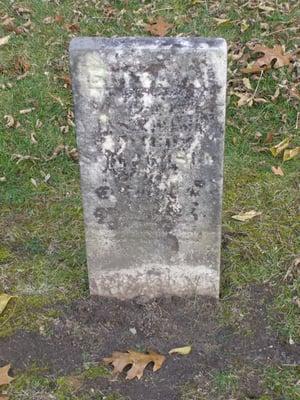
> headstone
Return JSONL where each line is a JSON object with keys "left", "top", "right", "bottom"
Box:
{"left": 70, "top": 37, "right": 227, "bottom": 299}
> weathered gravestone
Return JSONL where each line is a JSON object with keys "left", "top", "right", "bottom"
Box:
{"left": 70, "top": 37, "right": 227, "bottom": 299}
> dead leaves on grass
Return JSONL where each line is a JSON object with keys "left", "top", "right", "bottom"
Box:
{"left": 146, "top": 17, "right": 173, "bottom": 37}
{"left": 103, "top": 350, "right": 166, "bottom": 380}
{"left": 241, "top": 44, "right": 293, "bottom": 74}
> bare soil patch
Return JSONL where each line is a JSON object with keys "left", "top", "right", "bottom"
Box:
{"left": 0, "top": 285, "right": 299, "bottom": 399}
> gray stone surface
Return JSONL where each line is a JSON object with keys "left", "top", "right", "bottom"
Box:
{"left": 70, "top": 37, "right": 227, "bottom": 299}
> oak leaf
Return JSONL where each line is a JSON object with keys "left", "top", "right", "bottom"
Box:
{"left": 0, "top": 364, "right": 14, "bottom": 386}
{"left": 103, "top": 350, "right": 166, "bottom": 380}
{"left": 241, "top": 44, "right": 292, "bottom": 74}
{"left": 146, "top": 17, "right": 173, "bottom": 37}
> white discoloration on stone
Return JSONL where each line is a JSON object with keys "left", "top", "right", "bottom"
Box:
{"left": 193, "top": 79, "right": 201, "bottom": 88}
{"left": 204, "top": 152, "right": 213, "bottom": 165}
{"left": 102, "top": 135, "right": 115, "bottom": 153}
{"left": 99, "top": 114, "right": 108, "bottom": 123}
{"left": 142, "top": 93, "right": 154, "bottom": 108}
{"left": 139, "top": 72, "right": 152, "bottom": 88}
{"left": 77, "top": 52, "right": 107, "bottom": 101}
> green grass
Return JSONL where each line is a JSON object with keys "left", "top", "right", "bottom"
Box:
{"left": 0, "top": 0, "right": 299, "bottom": 399}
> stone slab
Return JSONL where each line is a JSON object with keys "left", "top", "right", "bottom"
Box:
{"left": 69, "top": 37, "right": 227, "bottom": 299}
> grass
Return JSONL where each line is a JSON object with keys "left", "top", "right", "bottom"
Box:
{"left": 0, "top": 0, "right": 299, "bottom": 399}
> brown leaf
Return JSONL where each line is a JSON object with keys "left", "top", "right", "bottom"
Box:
{"left": 265, "top": 132, "right": 274, "bottom": 143}
{"left": 103, "top": 350, "right": 166, "bottom": 380}
{"left": 0, "top": 364, "right": 14, "bottom": 386}
{"left": 1, "top": 16, "right": 15, "bottom": 31}
{"left": 0, "top": 395, "right": 9, "bottom": 400}
{"left": 66, "top": 147, "right": 79, "bottom": 161}
{"left": 47, "top": 144, "right": 66, "bottom": 161}
{"left": 14, "top": 56, "right": 30, "bottom": 75}
{"left": 232, "top": 92, "right": 253, "bottom": 107}
{"left": 284, "top": 257, "right": 300, "bottom": 282}
{"left": 65, "top": 23, "right": 80, "bottom": 32}
{"left": 4, "top": 115, "right": 15, "bottom": 128}
{"left": 55, "top": 15, "right": 64, "bottom": 24}
{"left": 271, "top": 166, "right": 284, "bottom": 176}
{"left": 241, "top": 44, "right": 293, "bottom": 74}
{"left": 146, "top": 17, "right": 173, "bottom": 37}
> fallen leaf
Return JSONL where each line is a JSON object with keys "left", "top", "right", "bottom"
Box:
{"left": 240, "top": 19, "right": 250, "bottom": 33}
{"left": 47, "top": 144, "right": 65, "bottom": 160}
{"left": 232, "top": 210, "right": 262, "bottom": 221}
{"left": 1, "top": 16, "right": 15, "bottom": 31}
{"left": 103, "top": 350, "right": 166, "bottom": 380}
{"left": 19, "top": 108, "right": 35, "bottom": 114}
{"left": 146, "top": 17, "right": 173, "bottom": 37}
{"left": 270, "top": 137, "right": 291, "bottom": 157}
{"left": 43, "top": 16, "right": 54, "bottom": 24}
{"left": 241, "top": 44, "right": 293, "bottom": 74}
{"left": 242, "top": 77, "right": 252, "bottom": 90}
{"left": 4, "top": 115, "right": 15, "bottom": 128}
{"left": 0, "top": 294, "right": 13, "bottom": 315}
{"left": 265, "top": 132, "right": 274, "bottom": 143}
{"left": 65, "top": 23, "right": 80, "bottom": 32}
{"left": 284, "top": 257, "right": 300, "bottom": 282}
{"left": 0, "top": 395, "right": 9, "bottom": 400}
{"left": 30, "top": 132, "right": 37, "bottom": 144}
{"left": 233, "top": 92, "right": 253, "bottom": 107}
{"left": 169, "top": 346, "right": 192, "bottom": 355}
{"left": 55, "top": 15, "right": 64, "bottom": 24}
{"left": 271, "top": 166, "right": 284, "bottom": 176}
{"left": 283, "top": 147, "right": 300, "bottom": 161}
{"left": 66, "top": 147, "right": 79, "bottom": 161}
{"left": 0, "top": 35, "right": 10, "bottom": 47}
{"left": 0, "top": 364, "right": 14, "bottom": 386}
{"left": 14, "top": 56, "right": 30, "bottom": 75}
{"left": 271, "top": 87, "right": 280, "bottom": 101}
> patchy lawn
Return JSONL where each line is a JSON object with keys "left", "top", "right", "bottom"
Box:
{"left": 0, "top": 1, "right": 299, "bottom": 399}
